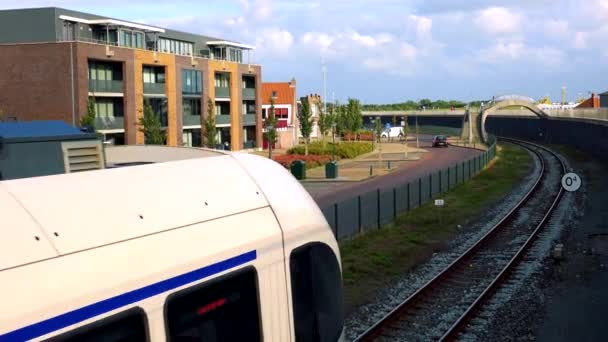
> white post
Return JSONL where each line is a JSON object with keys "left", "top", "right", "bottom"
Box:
{"left": 322, "top": 61, "right": 327, "bottom": 114}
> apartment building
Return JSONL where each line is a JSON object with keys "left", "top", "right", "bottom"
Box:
{"left": 0, "top": 7, "right": 262, "bottom": 150}
{"left": 261, "top": 79, "right": 298, "bottom": 149}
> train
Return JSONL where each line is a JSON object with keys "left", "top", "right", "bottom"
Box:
{"left": 0, "top": 150, "right": 344, "bottom": 341}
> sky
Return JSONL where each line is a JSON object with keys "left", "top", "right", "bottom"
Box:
{"left": 2, "top": 0, "right": 607, "bottom": 103}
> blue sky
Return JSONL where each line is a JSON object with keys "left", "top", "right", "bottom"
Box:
{"left": 3, "top": 0, "right": 607, "bottom": 103}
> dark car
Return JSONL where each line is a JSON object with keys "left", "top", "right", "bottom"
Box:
{"left": 432, "top": 135, "right": 448, "bottom": 147}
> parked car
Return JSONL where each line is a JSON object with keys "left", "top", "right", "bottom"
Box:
{"left": 432, "top": 135, "right": 448, "bottom": 147}
{"left": 381, "top": 127, "right": 404, "bottom": 139}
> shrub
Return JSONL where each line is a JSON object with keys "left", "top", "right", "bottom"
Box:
{"left": 273, "top": 154, "right": 332, "bottom": 169}
{"left": 287, "top": 141, "right": 372, "bottom": 159}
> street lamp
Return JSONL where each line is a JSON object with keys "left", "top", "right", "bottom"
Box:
{"left": 331, "top": 122, "right": 337, "bottom": 161}
{"left": 401, "top": 118, "right": 408, "bottom": 160}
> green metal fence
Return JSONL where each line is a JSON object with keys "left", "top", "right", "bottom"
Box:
{"left": 321, "top": 136, "right": 498, "bottom": 241}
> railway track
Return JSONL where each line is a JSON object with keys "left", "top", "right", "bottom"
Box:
{"left": 353, "top": 139, "right": 566, "bottom": 342}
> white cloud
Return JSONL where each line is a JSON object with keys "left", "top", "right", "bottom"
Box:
{"left": 573, "top": 31, "right": 588, "bottom": 49}
{"left": 543, "top": 19, "right": 570, "bottom": 40}
{"left": 474, "top": 7, "right": 522, "bottom": 34}
{"left": 478, "top": 41, "right": 524, "bottom": 62}
{"left": 408, "top": 15, "right": 433, "bottom": 41}
{"left": 255, "top": 27, "right": 294, "bottom": 57}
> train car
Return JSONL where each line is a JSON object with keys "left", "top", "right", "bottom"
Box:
{"left": 0, "top": 149, "right": 344, "bottom": 341}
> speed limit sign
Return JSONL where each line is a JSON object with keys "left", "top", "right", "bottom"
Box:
{"left": 561, "top": 172, "right": 581, "bottom": 192}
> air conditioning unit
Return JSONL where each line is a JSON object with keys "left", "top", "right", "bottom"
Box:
{"left": 61, "top": 140, "right": 105, "bottom": 173}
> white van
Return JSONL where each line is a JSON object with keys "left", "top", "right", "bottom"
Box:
{"left": 381, "top": 127, "right": 404, "bottom": 139}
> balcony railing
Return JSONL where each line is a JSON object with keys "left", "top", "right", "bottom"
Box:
{"left": 89, "top": 79, "right": 123, "bottom": 93}
{"left": 95, "top": 116, "right": 124, "bottom": 130}
{"left": 243, "top": 114, "right": 256, "bottom": 126}
{"left": 144, "top": 83, "right": 166, "bottom": 95}
{"left": 216, "top": 114, "right": 231, "bottom": 125}
{"left": 183, "top": 114, "right": 201, "bottom": 126}
{"left": 58, "top": 36, "right": 261, "bottom": 66}
{"left": 242, "top": 88, "right": 256, "bottom": 100}
{"left": 215, "top": 87, "right": 230, "bottom": 98}
{"left": 243, "top": 140, "right": 256, "bottom": 149}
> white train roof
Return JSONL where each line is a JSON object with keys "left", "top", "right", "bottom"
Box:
{"left": 0, "top": 147, "right": 328, "bottom": 272}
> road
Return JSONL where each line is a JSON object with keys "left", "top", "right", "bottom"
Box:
{"left": 304, "top": 137, "right": 483, "bottom": 208}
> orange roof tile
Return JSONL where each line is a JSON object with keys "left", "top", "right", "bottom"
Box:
{"left": 261, "top": 82, "right": 295, "bottom": 105}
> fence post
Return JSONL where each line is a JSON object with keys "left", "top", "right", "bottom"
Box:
{"left": 358, "top": 195, "right": 362, "bottom": 233}
{"left": 334, "top": 203, "right": 339, "bottom": 238}
{"left": 393, "top": 187, "right": 397, "bottom": 219}
{"left": 429, "top": 174, "right": 432, "bottom": 199}
{"left": 377, "top": 188, "right": 381, "bottom": 229}
{"left": 448, "top": 166, "right": 451, "bottom": 189}
{"left": 439, "top": 169, "right": 442, "bottom": 193}
{"left": 469, "top": 159, "right": 472, "bottom": 179}
{"left": 407, "top": 183, "right": 411, "bottom": 211}
{"left": 419, "top": 177, "right": 422, "bottom": 207}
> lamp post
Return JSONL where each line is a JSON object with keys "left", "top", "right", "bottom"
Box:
{"left": 401, "top": 119, "right": 408, "bottom": 160}
{"left": 331, "top": 122, "right": 337, "bottom": 161}
{"left": 375, "top": 116, "right": 382, "bottom": 167}
{"left": 370, "top": 118, "right": 375, "bottom": 151}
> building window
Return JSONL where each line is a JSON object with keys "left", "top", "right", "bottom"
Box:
{"left": 166, "top": 267, "right": 261, "bottom": 341}
{"left": 182, "top": 69, "right": 202, "bottom": 95}
{"left": 158, "top": 38, "right": 193, "bottom": 55}
{"left": 146, "top": 98, "right": 168, "bottom": 126}
{"left": 143, "top": 66, "right": 165, "bottom": 84}
{"left": 48, "top": 308, "right": 147, "bottom": 341}
{"left": 290, "top": 243, "right": 344, "bottom": 342}
{"left": 94, "top": 98, "right": 124, "bottom": 120}
{"left": 183, "top": 98, "right": 201, "bottom": 116}
{"left": 215, "top": 73, "right": 230, "bottom": 88}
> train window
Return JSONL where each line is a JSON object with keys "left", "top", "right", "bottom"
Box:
{"left": 45, "top": 307, "right": 148, "bottom": 342}
{"left": 165, "top": 267, "right": 262, "bottom": 342}
{"left": 290, "top": 243, "right": 344, "bottom": 342}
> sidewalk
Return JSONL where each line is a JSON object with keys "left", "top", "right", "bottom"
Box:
{"left": 303, "top": 142, "right": 429, "bottom": 182}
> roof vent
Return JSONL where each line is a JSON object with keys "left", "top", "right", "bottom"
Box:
{"left": 61, "top": 140, "right": 105, "bottom": 173}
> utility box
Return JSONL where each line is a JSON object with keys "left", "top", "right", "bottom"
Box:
{"left": 290, "top": 160, "right": 306, "bottom": 180}
{"left": 325, "top": 161, "right": 338, "bottom": 179}
{"left": 0, "top": 121, "right": 104, "bottom": 181}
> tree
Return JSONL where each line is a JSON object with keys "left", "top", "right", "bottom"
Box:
{"left": 334, "top": 100, "right": 347, "bottom": 137}
{"left": 317, "top": 102, "right": 332, "bottom": 144}
{"left": 402, "top": 116, "right": 410, "bottom": 141}
{"left": 392, "top": 115, "right": 397, "bottom": 128}
{"left": 203, "top": 97, "right": 217, "bottom": 148}
{"left": 265, "top": 97, "right": 278, "bottom": 158}
{"left": 374, "top": 117, "right": 383, "bottom": 143}
{"left": 347, "top": 98, "right": 363, "bottom": 135}
{"left": 80, "top": 98, "right": 97, "bottom": 130}
{"left": 298, "top": 97, "right": 313, "bottom": 155}
{"left": 138, "top": 98, "right": 165, "bottom": 145}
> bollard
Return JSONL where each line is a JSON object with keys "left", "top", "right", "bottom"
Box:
{"left": 370, "top": 165, "right": 373, "bottom": 176}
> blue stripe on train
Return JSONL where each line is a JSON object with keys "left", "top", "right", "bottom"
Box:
{"left": 0, "top": 250, "right": 257, "bottom": 341}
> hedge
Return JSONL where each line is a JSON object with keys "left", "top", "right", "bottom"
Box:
{"left": 273, "top": 154, "right": 332, "bottom": 169}
{"left": 287, "top": 141, "right": 373, "bottom": 159}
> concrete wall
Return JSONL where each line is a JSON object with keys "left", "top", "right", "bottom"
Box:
{"left": 486, "top": 117, "right": 608, "bottom": 162}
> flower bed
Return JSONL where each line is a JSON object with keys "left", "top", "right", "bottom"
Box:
{"left": 273, "top": 154, "right": 332, "bottom": 169}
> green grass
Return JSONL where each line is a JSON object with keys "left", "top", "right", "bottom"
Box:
{"left": 339, "top": 143, "right": 532, "bottom": 315}
{"left": 415, "top": 125, "right": 462, "bottom": 136}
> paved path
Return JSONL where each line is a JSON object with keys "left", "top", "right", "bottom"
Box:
{"left": 303, "top": 137, "right": 483, "bottom": 208}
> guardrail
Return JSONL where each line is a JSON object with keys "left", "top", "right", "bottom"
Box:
{"left": 321, "top": 136, "right": 497, "bottom": 241}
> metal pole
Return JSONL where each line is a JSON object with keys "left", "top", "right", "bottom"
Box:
{"left": 322, "top": 61, "right": 327, "bottom": 114}
{"left": 415, "top": 112, "right": 419, "bottom": 148}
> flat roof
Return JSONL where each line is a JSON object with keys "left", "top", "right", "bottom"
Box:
{"left": 0, "top": 121, "right": 96, "bottom": 141}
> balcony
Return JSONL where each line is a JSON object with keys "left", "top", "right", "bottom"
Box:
{"left": 216, "top": 115, "right": 231, "bottom": 125}
{"left": 144, "top": 83, "right": 165, "bottom": 95}
{"left": 215, "top": 87, "right": 230, "bottom": 98}
{"left": 183, "top": 114, "right": 201, "bottom": 127}
{"left": 243, "top": 141, "right": 256, "bottom": 149}
{"left": 243, "top": 114, "right": 256, "bottom": 126}
{"left": 89, "top": 79, "right": 123, "bottom": 93}
{"left": 95, "top": 117, "right": 124, "bottom": 130}
{"left": 242, "top": 88, "right": 256, "bottom": 100}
